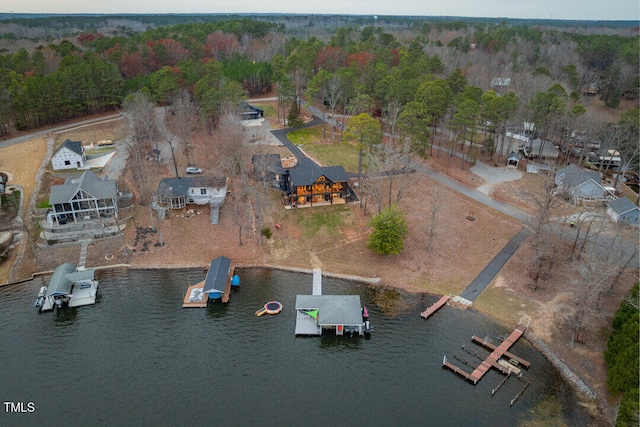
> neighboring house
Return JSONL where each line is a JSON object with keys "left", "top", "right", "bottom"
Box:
{"left": 285, "top": 159, "right": 350, "bottom": 208}
{"left": 51, "top": 139, "right": 86, "bottom": 170}
{"left": 48, "top": 170, "right": 118, "bottom": 226}
{"left": 239, "top": 101, "right": 264, "bottom": 120}
{"left": 506, "top": 122, "right": 535, "bottom": 143}
{"left": 522, "top": 138, "right": 559, "bottom": 160}
{"left": 606, "top": 197, "right": 640, "bottom": 226}
{"left": 252, "top": 154, "right": 286, "bottom": 190}
{"left": 153, "top": 176, "right": 227, "bottom": 224}
{"left": 589, "top": 149, "right": 622, "bottom": 170}
{"left": 555, "top": 164, "right": 607, "bottom": 204}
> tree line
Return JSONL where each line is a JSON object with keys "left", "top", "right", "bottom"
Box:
{"left": 0, "top": 16, "right": 637, "bottom": 171}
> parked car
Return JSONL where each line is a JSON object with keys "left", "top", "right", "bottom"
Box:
{"left": 186, "top": 166, "right": 203, "bottom": 174}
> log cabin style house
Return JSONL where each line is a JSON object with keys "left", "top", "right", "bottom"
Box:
{"left": 285, "top": 159, "right": 350, "bottom": 208}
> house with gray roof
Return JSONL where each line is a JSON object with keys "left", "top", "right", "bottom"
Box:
{"left": 555, "top": 164, "right": 607, "bottom": 204}
{"left": 285, "top": 159, "right": 350, "bottom": 208}
{"left": 152, "top": 176, "right": 227, "bottom": 224}
{"left": 51, "top": 139, "right": 86, "bottom": 170}
{"left": 606, "top": 197, "right": 639, "bottom": 226}
{"left": 49, "top": 170, "right": 118, "bottom": 226}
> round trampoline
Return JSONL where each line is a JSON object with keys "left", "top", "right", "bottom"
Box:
{"left": 255, "top": 301, "right": 283, "bottom": 316}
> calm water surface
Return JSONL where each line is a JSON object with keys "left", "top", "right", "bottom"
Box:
{"left": 1, "top": 268, "right": 586, "bottom": 426}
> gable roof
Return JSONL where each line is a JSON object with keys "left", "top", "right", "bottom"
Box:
{"left": 295, "top": 294, "right": 363, "bottom": 326}
{"left": 608, "top": 197, "right": 639, "bottom": 215}
{"left": 203, "top": 256, "right": 231, "bottom": 295}
{"left": 557, "top": 164, "right": 602, "bottom": 188}
{"left": 288, "top": 159, "right": 348, "bottom": 187}
{"left": 49, "top": 170, "right": 117, "bottom": 204}
{"left": 154, "top": 176, "right": 227, "bottom": 199}
{"left": 54, "top": 139, "right": 84, "bottom": 156}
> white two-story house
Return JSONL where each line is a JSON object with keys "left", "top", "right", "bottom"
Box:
{"left": 51, "top": 139, "right": 86, "bottom": 170}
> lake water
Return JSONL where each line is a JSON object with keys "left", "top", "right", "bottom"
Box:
{"left": 1, "top": 268, "right": 587, "bottom": 426}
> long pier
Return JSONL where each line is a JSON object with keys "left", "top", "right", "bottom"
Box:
{"left": 421, "top": 295, "right": 450, "bottom": 319}
{"left": 443, "top": 323, "right": 528, "bottom": 385}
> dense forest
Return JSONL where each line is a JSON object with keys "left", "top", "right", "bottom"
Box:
{"left": 605, "top": 283, "right": 639, "bottom": 427}
{"left": 0, "top": 14, "right": 638, "bottom": 176}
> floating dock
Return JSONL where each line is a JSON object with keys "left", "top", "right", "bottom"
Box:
{"left": 443, "top": 322, "right": 529, "bottom": 385}
{"left": 421, "top": 295, "right": 450, "bottom": 319}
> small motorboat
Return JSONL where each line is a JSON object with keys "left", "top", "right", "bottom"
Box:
{"left": 34, "top": 286, "right": 47, "bottom": 308}
{"left": 364, "top": 320, "right": 373, "bottom": 334}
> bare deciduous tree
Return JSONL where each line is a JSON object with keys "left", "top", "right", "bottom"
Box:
{"left": 427, "top": 188, "right": 446, "bottom": 252}
{"left": 121, "top": 91, "right": 157, "bottom": 205}
{"left": 168, "top": 89, "right": 199, "bottom": 166}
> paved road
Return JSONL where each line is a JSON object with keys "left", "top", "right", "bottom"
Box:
{"left": 0, "top": 113, "right": 123, "bottom": 149}
{"left": 270, "top": 116, "right": 324, "bottom": 163}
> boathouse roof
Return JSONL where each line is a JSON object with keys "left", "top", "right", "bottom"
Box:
{"left": 203, "top": 256, "right": 231, "bottom": 295}
{"left": 45, "top": 263, "right": 96, "bottom": 297}
{"left": 295, "top": 295, "right": 362, "bottom": 326}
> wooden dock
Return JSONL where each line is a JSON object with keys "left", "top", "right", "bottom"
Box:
{"left": 421, "top": 295, "right": 450, "bottom": 319}
{"left": 471, "top": 335, "right": 531, "bottom": 369}
{"left": 182, "top": 259, "right": 235, "bottom": 307}
{"left": 221, "top": 264, "right": 234, "bottom": 303}
{"left": 182, "top": 280, "right": 207, "bottom": 308}
{"left": 443, "top": 323, "right": 528, "bottom": 385}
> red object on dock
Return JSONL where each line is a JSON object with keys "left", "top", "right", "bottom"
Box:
{"left": 421, "top": 295, "right": 450, "bottom": 319}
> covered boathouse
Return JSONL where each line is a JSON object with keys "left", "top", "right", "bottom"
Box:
{"left": 182, "top": 256, "right": 233, "bottom": 307}
{"left": 40, "top": 263, "right": 98, "bottom": 312}
{"left": 295, "top": 294, "right": 364, "bottom": 336}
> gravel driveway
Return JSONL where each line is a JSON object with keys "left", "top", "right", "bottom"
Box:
{"left": 471, "top": 161, "right": 523, "bottom": 195}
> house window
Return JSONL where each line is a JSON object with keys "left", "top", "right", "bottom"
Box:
{"left": 200, "top": 188, "right": 207, "bottom": 195}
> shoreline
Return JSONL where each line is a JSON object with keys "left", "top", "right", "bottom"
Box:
{"left": 0, "top": 261, "right": 599, "bottom": 404}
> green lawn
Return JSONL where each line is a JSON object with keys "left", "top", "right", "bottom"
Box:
{"left": 296, "top": 205, "right": 348, "bottom": 236}
{"left": 252, "top": 103, "right": 277, "bottom": 117}
{"left": 288, "top": 125, "right": 359, "bottom": 173}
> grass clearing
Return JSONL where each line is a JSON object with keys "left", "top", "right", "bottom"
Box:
{"left": 288, "top": 125, "right": 359, "bottom": 172}
{"left": 252, "top": 103, "right": 277, "bottom": 117}
{"left": 297, "top": 205, "right": 348, "bottom": 236}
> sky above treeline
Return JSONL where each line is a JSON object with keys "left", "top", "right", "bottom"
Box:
{"left": 2, "top": 0, "right": 639, "bottom": 21}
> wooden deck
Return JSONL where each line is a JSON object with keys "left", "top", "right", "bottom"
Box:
{"left": 421, "top": 295, "right": 450, "bottom": 319}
